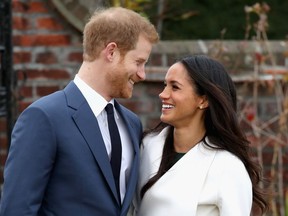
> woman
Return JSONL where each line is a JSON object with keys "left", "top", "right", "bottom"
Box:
{"left": 134, "top": 55, "right": 268, "bottom": 215}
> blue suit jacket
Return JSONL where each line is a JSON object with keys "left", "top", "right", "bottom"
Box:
{"left": 0, "top": 81, "right": 142, "bottom": 216}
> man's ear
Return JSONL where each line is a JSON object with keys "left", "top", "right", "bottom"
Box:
{"left": 104, "top": 42, "right": 117, "bottom": 61}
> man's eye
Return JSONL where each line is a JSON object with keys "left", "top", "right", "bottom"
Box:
{"left": 172, "top": 85, "right": 179, "bottom": 89}
{"left": 136, "top": 60, "right": 143, "bottom": 65}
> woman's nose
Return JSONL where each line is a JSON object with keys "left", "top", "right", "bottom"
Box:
{"left": 159, "top": 88, "right": 168, "bottom": 99}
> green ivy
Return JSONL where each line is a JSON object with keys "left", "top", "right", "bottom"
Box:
{"left": 143, "top": 0, "right": 288, "bottom": 40}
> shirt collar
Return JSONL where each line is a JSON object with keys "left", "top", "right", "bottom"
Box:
{"left": 74, "top": 74, "right": 111, "bottom": 117}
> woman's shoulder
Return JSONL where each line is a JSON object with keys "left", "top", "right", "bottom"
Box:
{"left": 213, "top": 149, "right": 248, "bottom": 176}
{"left": 143, "top": 127, "right": 169, "bottom": 141}
{"left": 142, "top": 127, "right": 169, "bottom": 149}
{"left": 204, "top": 139, "right": 246, "bottom": 171}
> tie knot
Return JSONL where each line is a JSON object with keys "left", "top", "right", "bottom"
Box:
{"left": 105, "top": 103, "right": 114, "bottom": 114}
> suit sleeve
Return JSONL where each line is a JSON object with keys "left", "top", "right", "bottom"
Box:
{"left": 0, "top": 106, "right": 57, "bottom": 215}
{"left": 217, "top": 156, "right": 253, "bottom": 216}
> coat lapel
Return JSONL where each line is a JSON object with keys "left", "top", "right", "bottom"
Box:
{"left": 114, "top": 101, "right": 141, "bottom": 212}
{"left": 64, "top": 82, "right": 119, "bottom": 204}
{"left": 139, "top": 129, "right": 216, "bottom": 216}
{"left": 167, "top": 142, "right": 217, "bottom": 214}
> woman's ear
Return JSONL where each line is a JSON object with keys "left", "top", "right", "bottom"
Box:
{"left": 199, "top": 96, "right": 209, "bottom": 109}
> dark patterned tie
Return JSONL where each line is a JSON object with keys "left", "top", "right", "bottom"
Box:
{"left": 105, "top": 103, "right": 122, "bottom": 201}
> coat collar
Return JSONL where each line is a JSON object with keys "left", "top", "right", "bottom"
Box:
{"left": 64, "top": 82, "right": 118, "bottom": 202}
{"left": 138, "top": 127, "right": 217, "bottom": 215}
{"left": 63, "top": 81, "right": 140, "bottom": 208}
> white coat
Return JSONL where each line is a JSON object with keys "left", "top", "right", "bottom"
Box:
{"left": 134, "top": 127, "right": 253, "bottom": 216}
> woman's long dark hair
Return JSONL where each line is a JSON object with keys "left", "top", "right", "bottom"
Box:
{"left": 140, "top": 55, "right": 269, "bottom": 214}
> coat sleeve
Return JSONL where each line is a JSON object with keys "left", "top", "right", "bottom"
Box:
{"left": 217, "top": 154, "right": 253, "bottom": 216}
{"left": 0, "top": 106, "right": 57, "bottom": 215}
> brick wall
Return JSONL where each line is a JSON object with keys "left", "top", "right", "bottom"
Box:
{"left": 0, "top": 0, "right": 287, "bottom": 214}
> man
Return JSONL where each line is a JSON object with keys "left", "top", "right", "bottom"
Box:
{"left": 0, "top": 7, "right": 159, "bottom": 216}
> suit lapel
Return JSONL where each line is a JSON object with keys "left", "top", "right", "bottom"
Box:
{"left": 64, "top": 82, "right": 119, "bottom": 204}
{"left": 114, "top": 101, "right": 141, "bottom": 212}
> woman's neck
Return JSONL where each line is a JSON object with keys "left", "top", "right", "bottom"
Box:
{"left": 173, "top": 126, "right": 206, "bottom": 153}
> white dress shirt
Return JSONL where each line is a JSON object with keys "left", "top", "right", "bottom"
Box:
{"left": 74, "top": 75, "right": 133, "bottom": 202}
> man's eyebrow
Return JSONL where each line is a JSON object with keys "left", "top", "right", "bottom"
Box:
{"left": 137, "top": 58, "right": 147, "bottom": 63}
